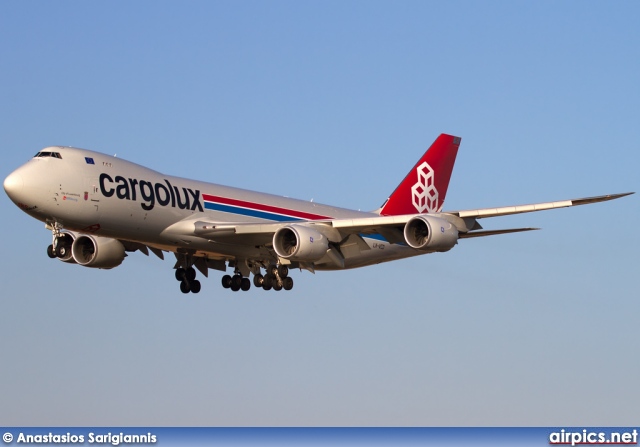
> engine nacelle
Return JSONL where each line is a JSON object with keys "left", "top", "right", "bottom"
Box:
{"left": 403, "top": 215, "right": 458, "bottom": 252}
{"left": 273, "top": 225, "right": 329, "bottom": 262}
{"left": 71, "top": 235, "right": 126, "bottom": 269}
{"left": 56, "top": 232, "right": 77, "bottom": 263}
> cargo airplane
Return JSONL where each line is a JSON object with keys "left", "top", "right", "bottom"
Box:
{"left": 3, "top": 134, "right": 632, "bottom": 294}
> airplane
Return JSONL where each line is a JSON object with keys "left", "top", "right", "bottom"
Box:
{"left": 3, "top": 134, "right": 633, "bottom": 294}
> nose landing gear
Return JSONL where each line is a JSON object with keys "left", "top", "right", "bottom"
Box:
{"left": 46, "top": 222, "right": 73, "bottom": 260}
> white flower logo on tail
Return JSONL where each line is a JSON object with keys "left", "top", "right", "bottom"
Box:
{"left": 411, "top": 162, "right": 439, "bottom": 213}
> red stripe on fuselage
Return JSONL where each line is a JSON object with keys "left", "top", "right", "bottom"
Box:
{"left": 202, "top": 194, "right": 332, "bottom": 220}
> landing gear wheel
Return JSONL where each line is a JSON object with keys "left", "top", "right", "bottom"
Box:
{"left": 277, "top": 265, "right": 289, "bottom": 278}
{"left": 262, "top": 274, "right": 273, "bottom": 291}
{"left": 253, "top": 274, "right": 264, "bottom": 288}
{"left": 283, "top": 277, "right": 294, "bottom": 291}
{"left": 47, "top": 245, "right": 56, "bottom": 259}
{"left": 231, "top": 275, "right": 242, "bottom": 292}
{"left": 267, "top": 265, "right": 278, "bottom": 276}
{"left": 221, "top": 275, "right": 232, "bottom": 289}
{"left": 240, "top": 277, "right": 251, "bottom": 291}
{"left": 175, "top": 268, "right": 186, "bottom": 281}
{"left": 180, "top": 281, "right": 190, "bottom": 294}
{"left": 186, "top": 267, "right": 196, "bottom": 281}
{"left": 273, "top": 282, "right": 283, "bottom": 291}
{"left": 190, "top": 280, "right": 201, "bottom": 294}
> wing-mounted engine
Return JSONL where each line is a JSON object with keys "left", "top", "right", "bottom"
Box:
{"left": 273, "top": 225, "right": 329, "bottom": 262}
{"left": 71, "top": 235, "right": 126, "bottom": 269}
{"left": 403, "top": 215, "right": 458, "bottom": 252}
{"left": 55, "top": 232, "right": 77, "bottom": 263}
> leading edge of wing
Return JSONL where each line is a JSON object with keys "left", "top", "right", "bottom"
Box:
{"left": 451, "top": 192, "right": 634, "bottom": 219}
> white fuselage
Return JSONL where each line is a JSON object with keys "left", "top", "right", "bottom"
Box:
{"left": 5, "top": 146, "right": 423, "bottom": 270}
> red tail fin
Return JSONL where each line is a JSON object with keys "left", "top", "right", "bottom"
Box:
{"left": 379, "top": 134, "right": 461, "bottom": 216}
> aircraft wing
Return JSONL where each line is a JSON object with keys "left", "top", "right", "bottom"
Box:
{"left": 164, "top": 192, "right": 633, "bottom": 248}
{"left": 449, "top": 192, "right": 633, "bottom": 219}
{"left": 314, "top": 192, "right": 633, "bottom": 239}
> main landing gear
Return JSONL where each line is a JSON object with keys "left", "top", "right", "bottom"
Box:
{"left": 173, "top": 258, "right": 295, "bottom": 294}
{"left": 220, "top": 264, "right": 294, "bottom": 292}
{"left": 221, "top": 271, "right": 251, "bottom": 292}
{"left": 175, "top": 266, "right": 201, "bottom": 294}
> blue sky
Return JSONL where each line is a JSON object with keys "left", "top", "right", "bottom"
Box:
{"left": 1, "top": 1, "right": 638, "bottom": 426}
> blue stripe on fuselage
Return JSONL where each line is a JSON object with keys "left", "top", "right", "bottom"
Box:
{"left": 204, "top": 202, "right": 304, "bottom": 222}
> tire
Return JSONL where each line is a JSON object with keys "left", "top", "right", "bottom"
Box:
{"left": 253, "top": 274, "right": 264, "bottom": 288}
{"left": 47, "top": 245, "right": 56, "bottom": 259}
{"left": 277, "top": 265, "right": 289, "bottom": 278}
{"left": 190, "top": 280, "right": 201, "bottom": 294}
{"left": 262, "top": 274, "right": 273, "bottom": 291}
{"left": 268, "top": 265, "right": 278, "bottom": 276}
{"left": 231, "top": 275, "right": 242, "bottom": 292}
{"left": 180, "top": 281, "right": 190, "bottom": 294}
{"left": 186, "top": 267, "right": 196, "bottom": 281}
{"left": 283, "top": 277, "right": 294, "bottom": 291}
{"left": 273, "top": 282, "right": 282, "bottom": 291}
{"left": 221, "top": 275, "right": 232, "bottom": 288}
{"left": 175, "top": 268, "right": 186, "bottom": 281}
{"left": 240, "top": 277, "right": 251, "bottom": 291}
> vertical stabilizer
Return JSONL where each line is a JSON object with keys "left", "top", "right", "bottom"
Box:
{"left": 379, "top": 134, "right": 461, "bottom": 216}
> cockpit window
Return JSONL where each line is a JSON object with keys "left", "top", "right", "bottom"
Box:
{"left": 34, "top": 151, "right": 62, "bottom": 159}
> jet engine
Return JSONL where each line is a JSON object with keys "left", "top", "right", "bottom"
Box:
{"left": 403, "top": 215, "right": 458, "bottom": 252}
{"left": 55, "top": 232, "right": 77, "bottom": 263}
{"left": 273, "top": 225, "right": 329, "bottom": 262}
{"left": 71, "top": 235, "right": 126, "bottom": 269}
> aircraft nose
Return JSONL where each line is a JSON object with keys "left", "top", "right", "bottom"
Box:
{"left": 3, "top": 170, "right": 24, "bottom": 200}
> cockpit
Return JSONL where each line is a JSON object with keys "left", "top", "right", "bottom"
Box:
{"left": 34, "top": 151, "right": 63, "bottom": 159}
